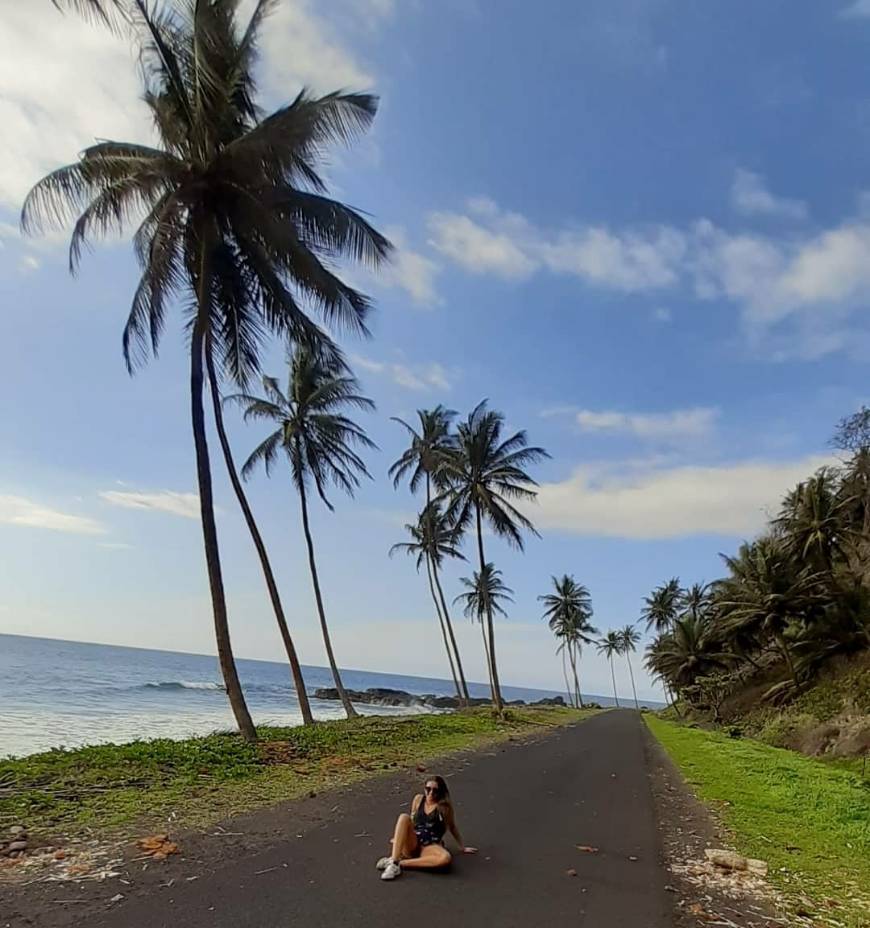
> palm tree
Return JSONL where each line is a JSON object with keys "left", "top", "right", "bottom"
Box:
{"left": 538, "top": 575, "right": 597, "bottom": 708}
{"left": 716, "top": 537, "right": 825, "bottom": 686}
{"left": 642, "top": 578, "right": 682, "bottom": 633}
{"left": 775, "top": 469, "right": 846, "bottom": 575}
{"left": 645, "top": 615, "right": 729, "bottom": 702}
{"left": 618, "top": 624, "right": 641, "bottom": 710}
{"left": 229, "top": 346, "right": 377, "bottom": 720}
{"left": 390, "top": 503, "right": 467, "bottom": 703}
{"left": 454, "top": 563, "right": 514, "bottom": 700}
{"left": 597, "top": 631, "right": 624, "bottom": 707}
{"left": 24, "top": 1, "right": 390, "bottom": 740}
{"left": 441, "top": 401, "right": 548, "bottom": 711}
{"left": 389, "top": 408, "right": 469, "bottom": 702}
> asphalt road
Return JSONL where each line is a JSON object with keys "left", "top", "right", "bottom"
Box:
{"left": 83, "top": 710, "right": 672, "bottom": 928}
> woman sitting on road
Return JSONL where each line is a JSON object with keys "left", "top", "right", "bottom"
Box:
{"left": 377, "top": 775, "right": 477, "bottom": 881}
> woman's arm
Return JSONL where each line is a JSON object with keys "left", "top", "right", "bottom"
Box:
{"left": 410, "top": 793, "right": 423, "bottom": 815}
{"left": 444, "top": 804, "right": 477, "bottom": 854}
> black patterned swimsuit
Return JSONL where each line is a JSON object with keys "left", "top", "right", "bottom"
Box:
{"left": 414, "top": 800, "right": 446, "bottom": 847}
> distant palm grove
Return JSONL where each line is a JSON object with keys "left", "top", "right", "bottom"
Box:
{"left": 644, "top": 408, "right": 870, "bottom": 717}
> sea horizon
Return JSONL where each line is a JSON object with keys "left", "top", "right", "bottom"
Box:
{"left": 0, "top": 633, "right": 636, "bottom": 758}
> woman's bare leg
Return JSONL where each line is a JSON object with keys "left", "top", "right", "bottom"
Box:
{"left": 389, "top": 814, "right": 418, "bottom": 861}
{"left": 400, "top": 844, "right": 452, "bottom": 870}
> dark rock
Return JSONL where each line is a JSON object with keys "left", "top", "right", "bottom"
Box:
{"left": 421, "top": 695, "right": 461, "bottom": 709}
{"left": 532, "top": 696, "right": 566, "bottom": 706}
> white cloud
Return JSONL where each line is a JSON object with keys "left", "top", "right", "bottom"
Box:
{"left": 532, "top": 454, "right": 831, "bottom": 540}
{"left": 254, "top": 0, "right": 376, "bottom": 96}
{"left": 840, "top": 0, "right": 870, "bottom": 18}
{"left": 0, "top": 495, "right": 106, "bottom": 535}
{"left": 427, "top": 199, "right": 686, "bottom": 291}
{"left": 730, "top": 169, "right": 807, "bottom": 220}
{"left": 575, "top": 407, "right": 718, "bottom": 440}
{"left": 0, "top": 5, "right": 148, "bottom": 213}
{"left": 99, "top": 490, "right": 200, "bottom": 520}
{"left": 427, "top": 211, "right": 537, "bottom": 280}
{"left": 351, "top": 354, "right": 454, "bottom": 392}
{"left": 99, "top": 542, "right": 133, "bottom": 551}
{"left": 18, "top": 255, "right": 40, "bottom": 274}
{"left": 376, "top": 227, "right": 441, "bottom": 306}
{"left": 4, "top": 1, "right": 389, "bottom": 218}
{"left": 652, "top": 307, "right": 672, "bottom": 323}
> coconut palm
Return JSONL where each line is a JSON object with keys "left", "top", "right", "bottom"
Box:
{"left": 389, "top": 408, "right": 469, "bottom": 702}
{"left": 229, "top": 346, "right": 377, "bottom": 719}
{"left": 716, "top": 537, "right": 825, "bottom": 686}
{"left": 618, "top": 624, "right": 641, "bottom": 710}
{"left": 538, "top": 575, "right": 597, "bottom": 708}
{"left": 775, "top": 469, "right": 847, "bottom": 575}
{"left": 645, "top": 615, "right": 729, "bottom": 701}
{"left": 440, "top": 401, "right": 548, "bottom": 711}
{"left": 390, "top": 503, "right": 467, "bottom": 703}
{"left": 642, "top": 578, "right": 682, "bottom": 633}
{"left": 597, "top": 631, "right": 623, "bottom": 707}
{"left": 24, "top": 1, "right": 390, "bottom": 740}
{"left": 454, "top": 563, "right": 514, "bottom": 700}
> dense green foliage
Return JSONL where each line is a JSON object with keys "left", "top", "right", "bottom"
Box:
{"left": 645, "top": 412, "right": 870, "bottom": 713}
{"left": 647, "top": 716, "right": 870, "bottom": 928}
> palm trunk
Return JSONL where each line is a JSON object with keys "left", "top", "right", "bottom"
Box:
{"left": 480, "top": 617, "right": 494, "bottom": 696}
{"left": 475, "top": 505, "right": 503, "bottom": 712}
{"left": 569, "top": 643, "right": 585, "bottom": 708}
{"left": 561, "top": 649, "right": 574, "bottom": 707}
{"left": 432, "top": 564, "right": 470, "bottom": 704}
{"left": 609, "top": 656, "right": 620, "bottom": 707}
{"left": 425, "top": 552, "right": 462, "bottom": 702}
{"left": 204, "top": 344, "right": 313, "bottom": 726}
{"left": 625, "top": 652, "right": 639, "bottom": 710}
{"left": 189, "top": 322, "right": 255, "bottom": 742}
{"left": 424, "top": 476, "right": 470, "bottom": 705}
{"left": 298, "top": 479, "right": 357, "bottom": 719}
{"left": 775, "top": 632, "right": 800, "bottom": 686}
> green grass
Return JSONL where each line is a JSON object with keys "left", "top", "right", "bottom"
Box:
{"left": 646, "top": 715, "right": 870, "bottom": 928}
{"left": 0, "top": 708, "right": 589, "bottom": 843}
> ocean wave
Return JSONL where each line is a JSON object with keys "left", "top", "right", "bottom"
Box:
{"left": 144, "top": 681, "right": 226, "bottom": 692}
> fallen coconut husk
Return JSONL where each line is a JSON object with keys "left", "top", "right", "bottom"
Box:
{"left": 705, "top": 848, "right": 769, "bottom": 876}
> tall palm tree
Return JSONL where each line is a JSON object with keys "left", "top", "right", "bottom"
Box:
{"left": 642, "top": 578, "right": 682, "bottom": 633}
{"left": 618, "top": 624, "right": 641, "bottom": 710}
{"left": 24, "top": 1, "right": 390, "bottom": 740}
{"left": 441, "top": 401, "right": 548, "bottom": 711}
{"left": 538, "top": 575, "right": 597, "bottom": 708}
{"left": 229, "top": 346, "right": 377, "bottom": 720}
{"left": 389, "top": 408, "right": 469, "bottom": 702}
{"left": 597, "top": 631, "right": 624, "bottom": 707}
{"left": 454, "top": 563, "right": 514, "bottom": 700}
{"left": 390, "top": 503, "right": 467, "bottom": 703}
{"left": 775, "top": 470, "right": 847, "bottom": 576}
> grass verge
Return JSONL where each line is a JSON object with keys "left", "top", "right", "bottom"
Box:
{"left": 646, "top": 715, "right": 870, "bottom": 928}
{"left": 1, "top": 708, "right": 589, "bottom": 844}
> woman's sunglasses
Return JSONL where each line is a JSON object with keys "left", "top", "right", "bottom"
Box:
{"left": 424, "top": 785, "right": 439, "bottom": 795}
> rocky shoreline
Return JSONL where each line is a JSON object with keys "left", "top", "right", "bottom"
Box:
{"left": 311, "top": 686, "right": 573, "bottom": 710}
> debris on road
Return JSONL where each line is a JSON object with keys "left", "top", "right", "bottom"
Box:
{"left": 136, "top": 835, "right": 180, "bottom": 861}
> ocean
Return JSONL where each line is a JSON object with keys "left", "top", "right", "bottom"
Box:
{"left": 0, "top": 634, "right": 613, "bottom": 758}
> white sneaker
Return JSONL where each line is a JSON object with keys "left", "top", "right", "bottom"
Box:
{"left": 376, "top": 857, "right": 392, "bottom": 871}
{"left": 381, "top": 861, "right": 402, "bottom": 881}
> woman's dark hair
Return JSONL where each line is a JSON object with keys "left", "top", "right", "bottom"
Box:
{"left": 424, "top": 774, "right": 450, "bottom": 804}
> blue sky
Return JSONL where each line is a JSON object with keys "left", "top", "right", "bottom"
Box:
{"left": 2, "top": 0, "right": 870, "bottom": 703}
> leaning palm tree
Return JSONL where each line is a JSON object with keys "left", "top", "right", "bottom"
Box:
{"left": 618, "top": 624, "right": 641, "bottom": 710}
{"left": 389, "top": 408, "right": 469, "bottom": 701}
{"left": 597, "top": 631, "right": 624, "bottom": 707}
{"left": 454, "top": 563, "right": 514, "bottom": 702}
{"left": 441, "top": 401, "right": 548, "bottom": 711}
{"left": 538, "top": 575, "right": 597, "bottom": 708}
{"left": 390, "top": 503, "right": 467, "bottom": 703}
{"left": 52, "top": 0, "right": 128, "bottom": 29}
{"left": 24, "top": 1, "right": 391, "bottom": 741}
{"left": 229, "top": 346, "right": 377, "bottom": 720}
